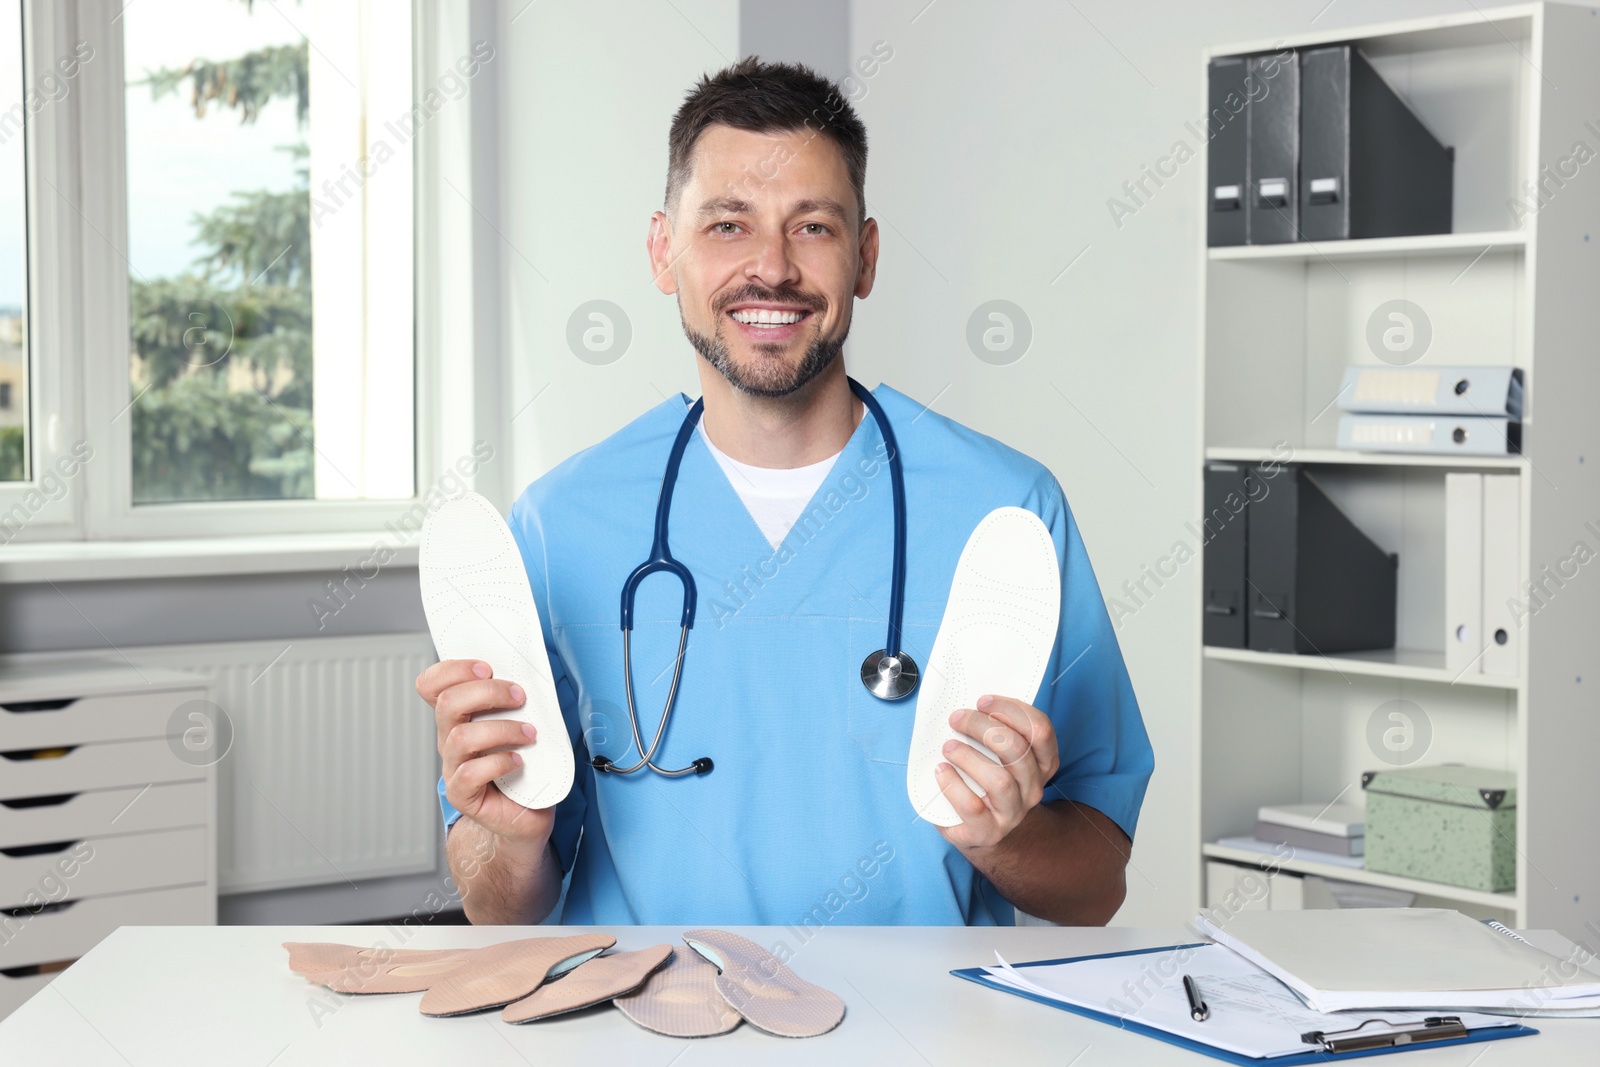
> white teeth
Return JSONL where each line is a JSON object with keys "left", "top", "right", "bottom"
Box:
{"left": 731, "top": 308, "right": 805, "bottom": 325}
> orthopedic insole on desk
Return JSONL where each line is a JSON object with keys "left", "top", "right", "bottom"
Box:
{"left": 612, "top": 944, "right": 744, "bottom": 1037}
{"left": 288, "top": 934, "right": 615, "bottom": 1014}
{"left": 284, "top": 943, "right": 475, "bottom": 990}
{"left": 682, "top": 927, "right": 846, "bottom": 1038}
{"left": 501, "top": 943, "right": 673, "bottom": 1023}
{"left": 283, "top": 931, "right": 843, "bottom": 1038}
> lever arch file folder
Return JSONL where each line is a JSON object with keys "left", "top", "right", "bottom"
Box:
{"left": 1445, "top": 473, "right": 1485, "bottom": 674}
{"left": 1299, "top": 45, "right": 1454, "bottom": 242}
{"left": 1338, "top": 366, "right": 1523, "bottom": 418}
{"left": 1202, "top": 463, "right": 1250, "bottom": 647}
{"left": 1246, "top": 51, "right": 1299, "bottom": 244}
{"left": 1208, "top": 57, "right": 1250, "bottom": 247}
{"left": 1247, "top": 467, "right": 1397, "bottom": 654}
{"left": 1480, "top": 474, "right": 1520, "bottom": 677}
{"left": 1338, "top": 414, "right": 1521, "bottom": 455}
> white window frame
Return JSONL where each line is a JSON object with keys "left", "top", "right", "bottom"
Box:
{"left": 0, "top": 0, "right": 85, "bottom": 543}
{"left": 49, "top": 0, "right": 460, "bottom": 542}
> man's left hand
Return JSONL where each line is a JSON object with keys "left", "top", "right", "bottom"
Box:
{"left": 934, "top": 695, "right": 1060, "bottom": 850}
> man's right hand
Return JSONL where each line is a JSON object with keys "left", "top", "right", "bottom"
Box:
{"left": 417, "top": 659, "right": 554, "bottom": 860}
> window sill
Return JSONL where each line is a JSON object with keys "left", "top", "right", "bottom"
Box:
{"left": 0, "top": 532, "right": 418, "bottom": 584}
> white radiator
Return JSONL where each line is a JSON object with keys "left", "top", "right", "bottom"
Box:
{"left": 133, "top": 633, "right": 440, "bottom": 894}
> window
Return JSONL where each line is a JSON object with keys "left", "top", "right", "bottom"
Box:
{"left": 0, "top": 0, "right": 26, "bottom": 484}
{"left": 120, "top": 0, "right": 415, "bottom": 510}
{"left": 1, "top": 0, "right": 464, "bottom": 546}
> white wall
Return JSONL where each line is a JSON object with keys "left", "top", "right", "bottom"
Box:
{"left": 498, "top": 0, "right": 741, "bottom": 495}
{"left": 496, "top": 0, "right": 1573, "bottom": 927}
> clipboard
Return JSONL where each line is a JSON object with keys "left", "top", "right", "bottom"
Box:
{"left": 950, "top": 943, "right": 1538, "bottom": 1064}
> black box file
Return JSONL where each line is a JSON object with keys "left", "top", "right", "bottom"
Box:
{"left": 1299, "top": 45, "right": 1454, "bottom": 242}
{"left": 1246, "top": 467, "right": 1397, "bottom": 654}
{"left": 1245, "top": 51, "right": 1300, "bottom": 245}
{"left": 1203, "top": 462, "right": 1252, "bottom": 647}
{"left": 1207, "top": 57, "right": 1250, "bottom": 247}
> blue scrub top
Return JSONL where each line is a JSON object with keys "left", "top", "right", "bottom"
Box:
{"left": 437, "top": 382, "right": 1153, "bottom": 926}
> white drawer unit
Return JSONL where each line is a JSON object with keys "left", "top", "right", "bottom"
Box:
{"left": 0, "top": 737, "right": 210, "bottom": 796}
{"left": 0, "top": 660, "right": 217, "bottom": 1021}
{"left": 0, "top": 827, "right": 209, "bottom": 904}
{"left": 0, "top": 781, "right": 207, "bottom": 848}
{"left": 0, "top": 689, "right": 192, "bottom": 748}
{"left": 0, "top": 884, "right": 210, "bottom": 969}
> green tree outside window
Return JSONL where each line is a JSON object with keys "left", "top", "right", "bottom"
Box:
{"left": 129, "top": 14, "right": 313, "bottom": 503}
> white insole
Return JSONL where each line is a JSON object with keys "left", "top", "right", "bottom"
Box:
{"left": 419, "top": 492, "right": 573, "bottom": 810}
{"left": 907, "top": 506, "right": 1061, "bottom": 827}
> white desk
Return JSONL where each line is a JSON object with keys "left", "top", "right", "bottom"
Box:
{"left": 0, "top": 924, "right": 1593, "bottom": 1065}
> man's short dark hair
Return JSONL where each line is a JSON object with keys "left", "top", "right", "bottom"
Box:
{"left": 665, "top": 55, "right": 868, "bottom": 229}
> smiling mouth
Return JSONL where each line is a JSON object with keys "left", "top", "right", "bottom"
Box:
{"left": 726, "top": 307, "right": 814, "bottom": 329}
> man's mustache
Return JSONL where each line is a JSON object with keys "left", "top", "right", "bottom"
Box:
{"left": 715, "top": 288, "right": 826, "bottom": 313}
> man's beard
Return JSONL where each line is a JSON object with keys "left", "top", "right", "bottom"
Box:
{"left": 682, "top": 305, "right": 848, "bottom": 399}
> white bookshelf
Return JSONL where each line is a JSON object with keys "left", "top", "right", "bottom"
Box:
{"left": 1204, "top": 447, "right": 1529, "bottom": 471}
{"left": 1208, "top": 229, "right": 1527, "bottom": 262}
{"left": 1197, "top": 3, "right": 1600, "bottom": 940}
{"left": 1201, "top": 844, "right": 1518, "bottom": 913}
{"left": 1202, "top": 645, "right": 1520, "bottom": 691}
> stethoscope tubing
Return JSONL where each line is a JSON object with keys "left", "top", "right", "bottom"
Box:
{"left": 853, "top": 379, "right": 909, "bottom": 663}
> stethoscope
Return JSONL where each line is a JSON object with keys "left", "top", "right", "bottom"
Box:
{"left": 591, "top": 376, "right": 919, "bottom": 778}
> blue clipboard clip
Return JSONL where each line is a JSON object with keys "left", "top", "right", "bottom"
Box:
{"left": 1301, "top": 1016, "right": 1468, "bottom": 1054}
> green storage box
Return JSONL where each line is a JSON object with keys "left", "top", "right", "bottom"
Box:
{"left": 1361, "top": 764, "right": 1517, "bottom": 892}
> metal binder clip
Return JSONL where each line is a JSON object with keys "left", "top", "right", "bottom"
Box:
{"left": 1301, "top": 1016, "right": 1468, "bottom": 1054}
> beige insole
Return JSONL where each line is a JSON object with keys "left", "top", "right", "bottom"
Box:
{"left": 681, "top": 928, "right": 845, "bottom": 1038}
{"left": 419, "top": 933, "right": 616, "bottom": 1017}
{"left": 285, "top": 943, "right": 469, "bottom": 975}
{"left": 501, "top": 944, "right": 672, "bottom": 1023}
{"left": 613, "top": 945, "right": 744, "bottom": 1038}
{"left": 285, "top": 932, "right": 843, "bottom": 1038}
{"left": 285, "top": 935, "right": 616, "bottom": 1008}
{"left": 285, "top": 943, "right": 477, "bottom": 994}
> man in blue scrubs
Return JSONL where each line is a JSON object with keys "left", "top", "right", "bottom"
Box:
{"left": 419, "top": 57, "right": 1153, "bottom": 927}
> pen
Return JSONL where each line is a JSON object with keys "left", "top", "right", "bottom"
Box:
{"left": 1182, "top": 974, "right": 1209, "bottom": 1022}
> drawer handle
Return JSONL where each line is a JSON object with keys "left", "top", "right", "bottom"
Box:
{"left": 0, "top": 698, "right": 79, "bottom": 714}
{"left": 0, "top": 746, "right": 79, "bottom": 762}
{"left": 2, "top": 900, "right": 76, "bottom": 920}
{"left": 0, "top": 793, "right": 78, "bottom": 810}
{"left": 0, "top": 840, "right": 81, "bottom": 858}
{"left": 0, "top": 959, "right": 75, "bottom": 979}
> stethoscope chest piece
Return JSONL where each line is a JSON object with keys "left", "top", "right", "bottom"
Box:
{"left": 860, "top": 648, "right": 920, "bottom": 701}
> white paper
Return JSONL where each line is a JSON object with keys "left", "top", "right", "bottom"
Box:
{"left": 982, "top": 944, "right": 1511, "bottom": 1060}
{"left": 1194, "top": 910, "right": 1600, "bottom": 1013}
